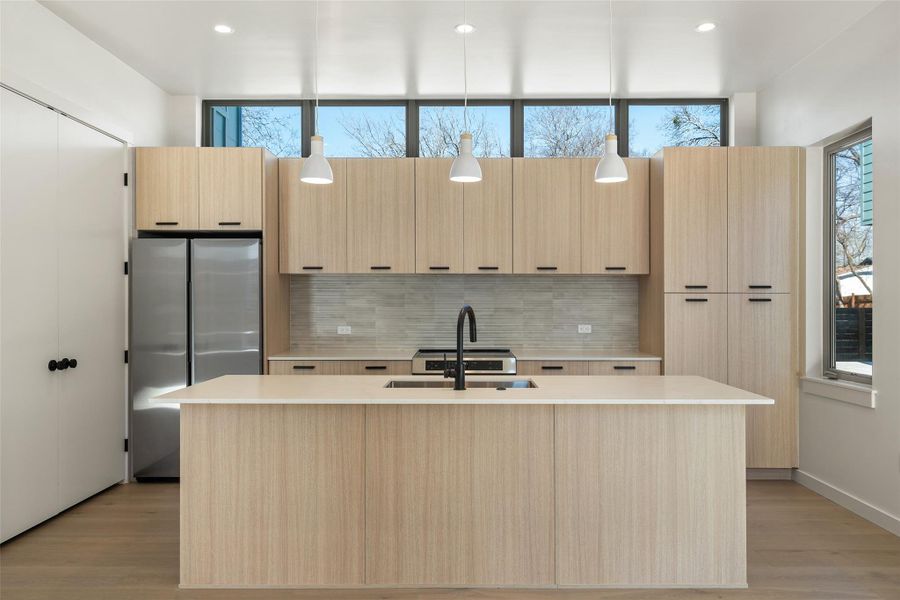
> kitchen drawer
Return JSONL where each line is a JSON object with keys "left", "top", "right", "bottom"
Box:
{"left": 267, "top": 360, "right": 341, "bottom": 375}
{"left": 589, "top": 361, "right": 660, "bottom": 376}
{"left": 517, "top": 361, "right": 590, "bottom": 376}
{"left": 339, "top": 360, "right": 412, "bottom": 375}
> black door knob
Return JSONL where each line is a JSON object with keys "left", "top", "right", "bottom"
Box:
{"left": 68, "top": 358, "right": 77, "bottom": 369}
{"left": 48, "top": 359, "right": 58, "bottom": 372}
{"left": 58, "top": 358, "right": 70, "bottom": 370}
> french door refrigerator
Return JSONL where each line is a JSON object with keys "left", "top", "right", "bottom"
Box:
{"left": 130, "top": 238, "right": 261, "bottom": 479}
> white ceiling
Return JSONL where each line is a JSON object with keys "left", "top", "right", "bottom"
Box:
{"left": 40, "top": 0, "right": 880, "bottom": 99}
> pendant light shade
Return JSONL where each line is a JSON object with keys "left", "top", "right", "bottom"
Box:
{"left": 594, "top": 134, "right": 627, "bottom": 183}
{"left": 450, "top": 133, "right": 482, "bottom": 183}
{"left": 300, "top": 135, "right": 333, "bottom": 185}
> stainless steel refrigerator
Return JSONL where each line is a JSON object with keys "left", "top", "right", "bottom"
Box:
{"left": 129, "top": 238, "right": 261, "bottom": 479}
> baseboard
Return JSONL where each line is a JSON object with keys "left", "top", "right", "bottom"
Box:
{"left": 793, "top": 469, "right": 900, "bottom": 536}
{"left": 746, "top": 468, "right": 793, "bottom": 480}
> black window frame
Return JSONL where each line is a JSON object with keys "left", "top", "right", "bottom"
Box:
{"left": 202, "top": 97, "right": 729, "bottom": 158}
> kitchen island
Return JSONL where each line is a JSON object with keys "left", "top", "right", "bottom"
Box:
{"left": 155, "top": 374, "right": 773, "bottom": 590}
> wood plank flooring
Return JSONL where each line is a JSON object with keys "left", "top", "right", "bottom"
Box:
{"left": 1, "top": 481, "right": 898, "bottom": 599}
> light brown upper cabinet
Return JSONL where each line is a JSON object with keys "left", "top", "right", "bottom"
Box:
{"left": 513, "top": 159, "right": 582, "bottom": 274}
{"left": 198, "top": 148, "right": 262, "bottom": 230}
{"left": 727, "top": 147, "right": 801, "bottom": 294}
{"left": 464, "top": 159, "right": 513, "bottom": 274}
{"left": 662, "top": 147, "right": 728, "bottom": 292}
{"left": 663, "top": 293, "right": 728, "bottom": 384}
{"left": 415, "top": 159, "right": 464, "bottom": 273}
{"left": 346, "top": 159, "right": 416, "bottom": 273}
{"left": 280, "top": 158, "right": 347, "bottom": 273}
{"left": 581, "top": 158, "right": 649, "bottom": 274}
{"left": 135, "top": 147, "right": 199, "bottom": 230}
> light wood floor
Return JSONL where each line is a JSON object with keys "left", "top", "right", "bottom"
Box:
{"left": 1, "top": 481, "right": 897, "bottom": 600}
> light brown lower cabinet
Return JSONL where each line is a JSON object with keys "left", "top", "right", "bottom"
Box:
{"left": 663, "top": 293, "right": 729, "bottom": 383}
{"left": 339, "top": 360, "right": 411, "bottom": 375}
{"left": 268, "top": 360, "right": 411, "bottom": 375}
{"left": 589, "top": 360, "right": 660, "bottom": 376}
{"left": 517, "top": 361, "right": 590, "bottom": 376}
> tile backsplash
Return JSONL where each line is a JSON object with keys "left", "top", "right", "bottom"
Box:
{"left": 289, "top": 275, "right": 639, "bottom": 352}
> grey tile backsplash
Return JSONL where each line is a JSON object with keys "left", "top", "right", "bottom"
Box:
{"left": 289, "top": 275, "right": 639, "bottom": 352}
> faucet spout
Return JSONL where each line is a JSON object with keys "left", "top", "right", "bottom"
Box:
{"left": 454, "top": 304, "right": 476, "bottom": 390}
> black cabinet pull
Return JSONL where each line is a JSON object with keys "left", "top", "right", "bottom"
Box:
{"left": 613, "top": 365, "right": 637, "bottom": 370}
{"left": 218, "top": 221, "right": 241, "bottom": 226}
{"left": 605, "top": 266, "right": 627, "bottom": 271}
{"left": 536, "top": 266, "right": 558, "bottom": 271}
{"left": 685, "top": 285, "right": 708, "bottom": 289}
{"left": 57, "top": 358, "right": 71, "bottom": 370}
{"left": 429, "top": 266, "right": 450, "bottom": 271}
{"left": 48, "top": 359, "right": 58, "bottom": 372}
{"left": 292, "top": 365, "right": 316, "bottom": 370}
{"left": 155, "top": 221, "right": 178, "bottom": 226}
{"left": 685, "top": 298, "right": 709, "bottom": 302}
{"left": 541, "top": 365, "right": 564, "bottom": 370}
{"left": 302, "top": 266, "right": 324, "bottom": 271}
{"left": 364, "top": 365, "right": 388, "bottom": 371}
{"left": 749, "top": 285, "right": 772, "bottom": 289}
{"left": 477, "top": 266, "right": 499, "bottom": 271}
{"left": 749, "top": 298, "right": 773, "bottom": 302}
{"left": 370, "top": 266, "right": 391, "bottom": 271}
{"left": 68, "top": 358, "right": 77, "bottom": 369}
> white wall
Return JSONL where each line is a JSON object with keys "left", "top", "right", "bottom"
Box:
{"left": 729, "top": 92, "right": 758, "bottom": 146}
{"left": 758, "top": 0, "right": 900, "bottom": 533}
{"left": 0, "top": 0, "right": 169, "bottom": 145}
{"left": 167, "top": 95, "right": 203, "bottom": 146}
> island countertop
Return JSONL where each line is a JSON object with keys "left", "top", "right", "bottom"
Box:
{"left": 154, "top": 374, "right": 773, "bottom": 405}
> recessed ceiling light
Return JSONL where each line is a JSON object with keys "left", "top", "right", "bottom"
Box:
{"left": 214, "top": 24, "right": 234, "bottom": 34}
{"left": 454, "top": 23, "right": 475, "bottom": 34}
{"left": 695, "top": 22, "right": 717, "bottom": 33}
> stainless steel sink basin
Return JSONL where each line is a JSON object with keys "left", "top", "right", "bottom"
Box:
{"left": 385, "top": 379, "right": 538, "bottom": 389}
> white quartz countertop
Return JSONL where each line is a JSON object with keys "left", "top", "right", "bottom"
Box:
{"left": 268, "top": 348, "right": 662, "bottom": 361}
{"left": 153, "top": 375, "right": 773, "bottom": 406}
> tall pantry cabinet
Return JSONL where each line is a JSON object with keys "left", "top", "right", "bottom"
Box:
{"left": 1, "top": 88, "right": 127, "bottom": 541}
{"left": 640, "top": 146, "right": 802, "bottom": 469}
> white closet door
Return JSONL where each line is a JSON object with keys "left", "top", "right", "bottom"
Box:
{"left": 56, "top": 115, "right": 127, "bottom": 509}
{"left": 0, "top": 88, "right": 61, "bottom": 541}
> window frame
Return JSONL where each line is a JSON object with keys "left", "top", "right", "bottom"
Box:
{"left": 202, "top": 97, "right": 729, "bottom": 158}
{"left": 823, "top": 125, "right": 873, "bottom": 385}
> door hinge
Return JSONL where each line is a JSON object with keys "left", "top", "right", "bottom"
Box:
{"left": 124, "top": 350, "right": 129, "bottom": 364}
{"left": 123, "top": 172, "right": 128, "bottom": 186}
{"left": 124, "top": 261, "right": 129, "bottom": 275}
{"left": 124, "top": 438, "right": 129, "bottom": 452}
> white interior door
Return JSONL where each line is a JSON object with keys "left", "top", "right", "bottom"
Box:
{"left": 56, "top": 114, "right": 127, "bottom": 509}
{"left": 0, "top": 88, "right": 61, "bottom": 541}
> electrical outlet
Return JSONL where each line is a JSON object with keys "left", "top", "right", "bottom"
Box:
{"left": 578, "top": 324, "right": 592, "bottom": 334}
{"left": 337, "top": 326, "right": 352, "bottom": 335}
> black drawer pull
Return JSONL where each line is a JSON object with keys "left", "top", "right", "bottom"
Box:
{"left": 605, "top": 266, "right": 627, "bottom": 271}
{"left": 218, "top": 221, "right": 241, "bottom": 226}
{"left": 749, "top": 285, "right": 772, "bottom": 289}
{"left": 292, "top": 365, "right": 316, "bottom": 370}
{"left": 685, "top": 298, "right": 709, "bottom": 302}
{"left": 478, "top": 266, "right": 499, "bottom": 271}
{"left": 749, "top": 298, "right": 772, "bottom": 302}
{"left": 155, "top": 221, "right": 178, "bottom": 226}
{"left": 429, "top": 266, "right": 450, "bottom": 271}
{"left": 370, "top": 266, "right": 391, "bottom": 271}
{"left": 613, "top": 365, "right": 637, "bottom": 370}
{"left": 541, "top": 365, "right": 564, "bottom": 370}
{"left": 364, "top": 365, "right": 388, "bottom": 371}
{"left": 302, "top": 266, "right": 324, "bottom": 270}
{"left": 537, "top": 266, "right": 558, "bottom": 271}
{"left": 685, "top": 285, "right": 708, "bottom": 289}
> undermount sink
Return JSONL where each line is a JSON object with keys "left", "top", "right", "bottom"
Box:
{"left": 385, "top": 379, "right": 538, "bottom": 389}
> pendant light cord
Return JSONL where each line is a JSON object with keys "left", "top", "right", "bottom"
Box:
{"left": 608, "top": 0, "right": 613, "bottom": 134}
{"left": 314, "top": 0, "right": 320, "bottom": 135}
{"left": 463, "top": 0, "right": 469, "bottom": 133}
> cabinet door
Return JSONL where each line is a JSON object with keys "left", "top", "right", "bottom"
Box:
{"left": 517, "top": 361, "right": 590, "bottom": 376}
{"left": 663, "top": 293, "right": 728, "bottom": 383}
{"left": 728, "top": 294, "right": 796, "bottom": 468}
{"left": 1, "top": 89, "right": 61, "bottom": 542}
{"left": 513, "top": 159, "right": 581, "bottom": 274}
{"left": 198, "top": 148, "right": 262, "bottom": 230}
{"left": 581, "top": 158, "right": 650, "bottom": 274}
{"left": 663, "top": 148, "right": 727, "bottom": 292}
{"left": 347, "top": 159, "right": 415, "bottom": 273}
{"left": 339, "top": 361, "right": 412, "bottom": 375}
{"left": 268, "top": 360, "right": 342, "bottom": 375}
{"left": 728, "top": 147, "right": 800, "bottom": 293}
{"left": 57, "top": 115, "right": 127, "bottom": 510}
{"left": 135, "top": 147, "right": 199, "bottom": 230}
{"left": 415, "top": 159, "right": 463, "bottom": 273}
{"left": 589, "top": 361, "right": 660, "bottom": 375}
{"left": 280, "top": 158, "right": 347, "bottom": 273}
{"left": 464, "top": 159, "right": 513, "bottom": 274}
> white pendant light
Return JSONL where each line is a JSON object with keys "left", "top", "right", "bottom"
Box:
{"left": 449, "top": 0, "right": 482, "bottom": 183}
{"left": 300, "top": 0, "right": 333, "bottom": 185}
{"left": 594, "top": 0, "right": 628, "bottom": 184}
